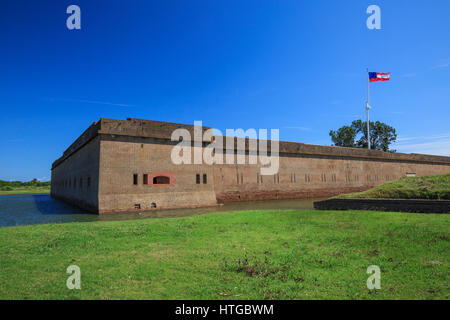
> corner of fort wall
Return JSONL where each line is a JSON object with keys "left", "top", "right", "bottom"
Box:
{"left": 51, "top": 135, "right": 101, "bottom": 213}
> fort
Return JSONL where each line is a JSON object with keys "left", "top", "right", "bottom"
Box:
{"left": 51, "top": 118, "right": 450, "bottom": 214}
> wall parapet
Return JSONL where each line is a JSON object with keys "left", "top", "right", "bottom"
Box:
{"left": 52, "top": 118, "right": 450, "bottom": 170}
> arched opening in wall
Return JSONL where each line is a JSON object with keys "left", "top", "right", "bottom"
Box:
{"left": 151, "top": 202, "right": 157, "bottom": 208}
{"left": 153, "top": 176, "right": 170, "bottom": 185}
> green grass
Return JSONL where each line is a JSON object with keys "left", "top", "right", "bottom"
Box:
{"left": 334, "top": 173, "right": 450, "bottom": 200}
{"left": 0, "top": 185, "right": 50, "bottom": 195}
{"left": 0, "top": 209, "right": 448, "bottom": 299}
{"left": 0, "top": 179, "right": 50, "bottom": 195}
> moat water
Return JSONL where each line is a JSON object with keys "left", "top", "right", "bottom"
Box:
{"left": 0, "top": 194, "right": 325, "bottom": 227}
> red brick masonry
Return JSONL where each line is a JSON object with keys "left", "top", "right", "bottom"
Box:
{"left": 51, "top": 118, "right": 450, "bottom": 214}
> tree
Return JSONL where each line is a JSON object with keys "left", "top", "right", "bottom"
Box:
{"left": 329, "top": 120, "right": 397, "bottom": 152}
{"left": 329, "top": 125, "right": 356, "bottom": 147}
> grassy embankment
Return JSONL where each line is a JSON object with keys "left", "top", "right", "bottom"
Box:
{"left": 0, "top": 209, "right": 448, "bottom": 299}
{"left": 0, "top": 179, "right": 50, "bottom": 195}
{"left": 334, "top": 173, "right": 450, "bottom": 200}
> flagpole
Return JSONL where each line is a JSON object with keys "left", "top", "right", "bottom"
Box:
{"left": 366, "top": 68, "right": 371, "bottom": 150}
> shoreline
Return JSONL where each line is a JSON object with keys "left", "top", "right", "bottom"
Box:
{"left": 0, "top": 192, "right": 50, "bottom": 196}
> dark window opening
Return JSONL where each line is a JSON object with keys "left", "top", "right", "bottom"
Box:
{"left": 134, "top": 204, "right": 141, "bottom": 209}
{"left": 153, "top": 176, "right": 170, "bottom": 184}
{"left": 151, "top": 202, "right": 157, "bottom": 208}
{"left": 143, "top": 174, "right": 148, "bottom": 185}
{"left": 87, "top": 177, "right": 91, "bottom": 187}
{"left": 203, "top": 174, "right": 207, "bottom": 184}
{"left": 196, "top": 174, "right": 200, "bottom": 184}
{"left": 133, "top": 174, "right": 138, "bottom": 185}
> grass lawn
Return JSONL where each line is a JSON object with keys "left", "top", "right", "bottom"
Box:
{"left": 334, "top": 173, "right": 450, "bottom": 200}
{"left": 0, "top": 209, "right": 448, "bottom": 300}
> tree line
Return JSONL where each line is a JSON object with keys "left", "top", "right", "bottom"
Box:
{"left": 0, "top": 179, "right": 50, "bottom": 188}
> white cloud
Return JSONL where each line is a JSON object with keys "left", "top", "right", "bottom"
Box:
{"left": 394, "top": 132, "right": 450, "bottom": 156}
{"left": 282, "top": 126, "right": 311, "bottom": 131}
{"left": 396, "top": 132, "right": 450, "bottom": 142}
{"left": 431, "top": 59, "right": 450, "bottom": 70}
{"left": 339, "top": 114, "right": 361, "bottom": 119}
{"left": 46, "top": 98, "right": 134, "bottom": 107}
{"left": 396, "top": 141, "right": 450, "bottom": 156}
{"left": 389, "top": 111, "right": 404, "bottom": 115}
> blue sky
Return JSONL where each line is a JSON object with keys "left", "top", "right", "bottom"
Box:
{"left": 1, "top": 0, "right": 449, "bottom": 181}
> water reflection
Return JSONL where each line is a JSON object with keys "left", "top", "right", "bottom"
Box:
{"left": 0, "top": 194, "right": 324, "bottom": 227}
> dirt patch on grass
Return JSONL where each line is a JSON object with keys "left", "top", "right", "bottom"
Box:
{"left": 221, "top": 252, "right": 290, "bottom": 279}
